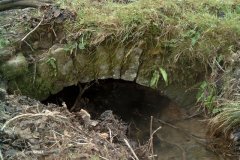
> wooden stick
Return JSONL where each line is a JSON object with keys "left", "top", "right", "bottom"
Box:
{"left": 124, "top": 138, "right": 139, "bottom": 160}
{"left": 150, "top": 116, "right": 154, "bottom": 159}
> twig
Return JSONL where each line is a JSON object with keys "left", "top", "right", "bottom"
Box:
{"left": 149, "top": 116, "right": 154, "bottom": 160}
{"left": 157, "top": 118, "right": 208, "bottom": 142}
{"left": 107, "top": 127, "right": 113, "bottom": 143}
{"left": 214, "top": 59, "right": 225, "bottom": 72}
{"left": 21, "top": 16, "right": 44, "bottom": 41}
{"left": 99, "top": 155, "right": 109, "bottom": 160}
{"left": 148, "top": 116, "right": 162, "bottom": 160}
{"left": 33, "top": 62, "right": 37, "bottom": 84}
{"left": 148, "top": 126, "right": 162, "bottom": 159}
{"left": 70, "top": 82, "right": 95, "bottom": 111}
{"left": 1, "top": 112, "right": 67, "bottom": 131}
{"left": 25, "top": 149, "right": 60, "bottom": 155}
{"left": 23, "top": 40, "right": 34, "bottom": 51}
{"left": 124, "top": 138, "right": 139, "bottom": 160}
{"left": 0, "top": 149, "right": 3, "bottom": 160}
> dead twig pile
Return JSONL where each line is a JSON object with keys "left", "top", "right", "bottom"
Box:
{"left": 0, "top": 95, "right": 147, "bottom": 159}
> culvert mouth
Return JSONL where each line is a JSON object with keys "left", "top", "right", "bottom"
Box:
{"left": 42, "top": 79, "right": 171, "bottom": 121}
{"left": 42, "top": 79, "right": 221, "bottom": 159}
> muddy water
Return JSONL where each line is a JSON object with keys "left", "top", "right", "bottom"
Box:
{"left": 128, "top": 103, "right": 222, "bottom": 160}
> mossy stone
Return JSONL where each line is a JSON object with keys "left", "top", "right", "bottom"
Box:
{"left": 0, "top": 53, "right": 28, "bottom": 80}
{"left": 0, "top": 48, "right": 13, "bottom": 64}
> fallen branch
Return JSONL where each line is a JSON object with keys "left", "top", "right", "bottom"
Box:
{"left": 25, "top": 149, "right": 60, "bottom": 156}
{"left": 70, "top": 82, "right": 95, "bottom": 111}
{"left": 0, "top": 0, "right": 52, "bottom": 11}
{"left": 1, "top": 111, "right": 67, "bottom": 131}
{"left": 124, "top": 138, "right": 139, "bottom": 160}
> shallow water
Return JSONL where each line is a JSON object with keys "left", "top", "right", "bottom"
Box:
{"left": 128, "top": 102, "right": 222, "bottom": 160}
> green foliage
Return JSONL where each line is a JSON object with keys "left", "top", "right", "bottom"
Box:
{"left": 159, "top": 67, "right": 168, "bottom": 86}
{"left": 150, "top": 70, "right": 160, "bottom": 89}
{"left": 0, "top": 38, "right": 9, "bottom": 49}
{"left": 150, "top": 67, "right": 168, "bottom": 89}
{"left": 64, "top": 33, "right": 91, "bottom": 54}
{"left": 196, "top": 81, "right": 216, "bottom": 112}
{"left": 46, "top": 57, "right": 57, "bottom": 77}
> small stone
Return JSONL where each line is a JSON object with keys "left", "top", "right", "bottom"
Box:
{"left": 0, "top": 88, "right": 7, "bottom": 101}
{"left": 0, "top": 48, "right": 14, "bottom": 63}
{"left": 230, "top": 130, "right": 240, "bottom": 143}
{"left": 121, "top": 47, "right": 143, "bottom": 81}
{"left": 32, "top": 41, "right": 39, "bottom": 50}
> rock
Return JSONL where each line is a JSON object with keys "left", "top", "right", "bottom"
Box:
{"left": 0, "top": 77, "right": 7, "bottom": 101}
{"left": 111, "top": 47, "right": 125, "bottom": 79}
{"left": 0, "top": 48, "right": 14, "bottom": 63}
{"left": 121, "top": 47, "right": 143, "bottom": 81}
{"left": 0, "top": 53, "right": 28, "bottom": 79}
{"left": 95, "top": 46, "right": 111, "bottom": 79}
{"left": 0, "top": 88, "right": 7, "bottom": 101}
{"left": 230, "top": 129, "right": 240, "bottom": 151}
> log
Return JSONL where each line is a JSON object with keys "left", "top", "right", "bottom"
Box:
{"left": 0, "top": 0, "right": 52, "bottom": 11}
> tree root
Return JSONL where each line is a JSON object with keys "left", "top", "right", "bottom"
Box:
{"left": 0, "top": 0, "right": 52, "bottom": 11}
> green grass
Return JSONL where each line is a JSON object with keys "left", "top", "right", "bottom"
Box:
{"left": 57, "top": 0, "right": 240, "bottom": 71}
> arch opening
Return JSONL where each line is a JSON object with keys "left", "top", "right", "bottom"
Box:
{"left": 42, "top": 79, "right": 171, "bottom": 121}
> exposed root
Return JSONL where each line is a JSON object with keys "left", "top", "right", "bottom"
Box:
{"left": 0, "top": 0, "right": 52, "bottom": 11}
{"left": 156, "top": 118, "right": 208, "bottom": 143}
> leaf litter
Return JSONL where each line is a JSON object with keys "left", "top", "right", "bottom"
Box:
{"left": 0, "top": 95, "right": 149, "bottom": 160}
